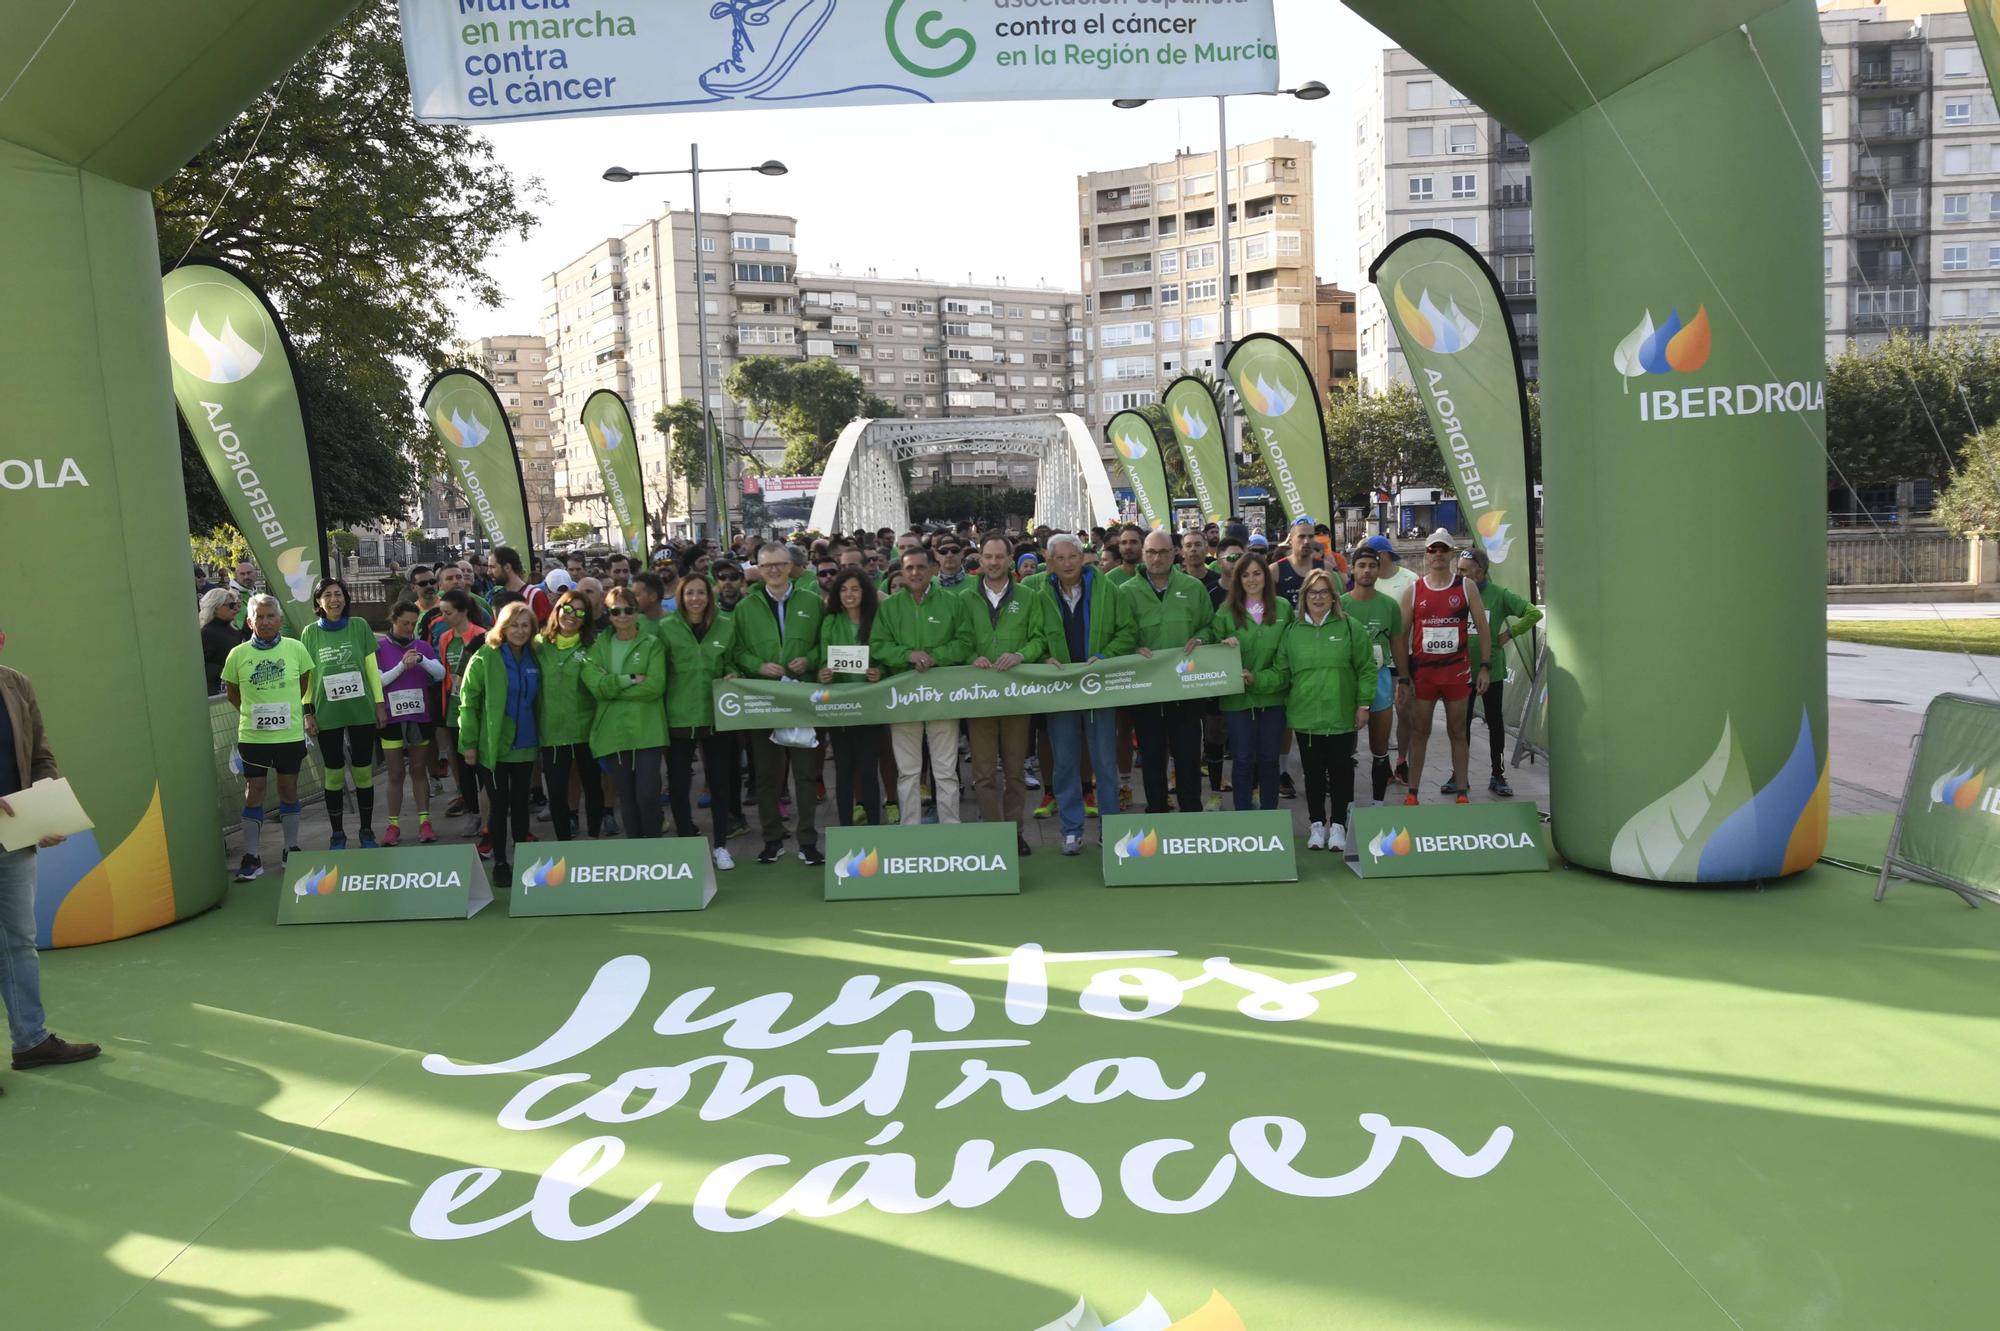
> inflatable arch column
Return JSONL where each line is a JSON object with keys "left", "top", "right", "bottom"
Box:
{"left": 0, "top": 1, "right": 354, "bottom": 945}
{"left": 1344, "top": 0, "right": 1830, "bottom": 881}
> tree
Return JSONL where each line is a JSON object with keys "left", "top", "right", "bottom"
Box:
{"left": 1934, "top": 427, "right": 2000, "bottom": 534}
{"left": 155, "top": 2, "right": 540, "bottom": 533}
{"left": 327, "top": 529, "right": 360, "bottom": 557}
{"left": 549, "top": 521, "right": 593, "bottom": 542}
{"left": 655, "top": 399, "right": 720, "bottom": 494}
{"left": 1323, "top": 381, "right": 1446, "bottom": 504}
{"left": 725, "top": 356, "right": 898, "bottom": 475}
{"left": 1826, "top": 330, "right": 2000, "bottom": 490}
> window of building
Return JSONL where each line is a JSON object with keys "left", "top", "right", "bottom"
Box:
{"left": 1101, "top": 321, "right": 1154, "bottom": 347}
{"left": 1944, "top": 244, "right": 1970, "bottom": 271}
{"left": 1942, "top": 288, "right": 1970, "bottom": 318}
{"left": 1821, "top": 154, "right": 1831, "bottom": 183}
{"left": 1409, "top": 175, "right": 1434, "bottom": 201}
{"left": 1823, "top": 200, "right": 1833, "bottom": 232}
{"left": 700, "top": 237, "right": 716, "bottom": 252}
{"left": 1449, "top": 124, "right": 1477, "bottom": 153}
{"left": 734, "top": 262, "right": 791, "bottom": 283}
{"left": 1450, "top": 173, "right": 1477, "bottom": 199}
{"left": 1158, "top": 250, "right": 1179, "bottom": 275}
{"left": 1946, "top": 193, "right": 1971, "bottom": 222}
{"left": 1823, "top": 245, "right": 1832, "bottom": 277}
{"left": 1450, "top": 216, "right": 1480, "bottom": 244}
{"left": 1101, "top": 354, "right": 1152, "bottom": 381}
{"left": 1159, "top": 282, "right": 1180, "bottom": 304}
{"left": 1946, "top": 146, "right": 1972, "bottom": 175}
{"left": 1185, "top": 277, "right": 1218, "bottom": 302}
{"left": 1989, "top": 243, "right": 2000, "bottom": 268}
{"left": 1407, "top": 79, "right": 1433, "bottom": 111}
{"left": 1822, "top": 104, "right": 1833, "bottom": 136}
{"left": 1946, "top": 47, "right": 1974, "bottom": 78}
{"left": 1187, "top": 315, "right": 1215, "bottom": 341}
{"left": 1407, "top": 126, "right": 1434, "bottom": 156}
{"left": 731, "top": 232, "right": 792, "bottom": 252}
{"left": 1184, "top": 173, "right": 1214, "bottom": 196}
{"left": 1820, "top": 57, "right": 1833, "bottom": 88}
{"left": 1160, "top": 318, "right": 1182, "bottom": 342}
{"left": 1244, "top": 235, "right": 1270, "bottom": 261}
{"left": 1946, "top": 98, "right": 1973, "bottom": 126}
{"left": 1186, "top": 244, "right": 1217, "bottom": 270}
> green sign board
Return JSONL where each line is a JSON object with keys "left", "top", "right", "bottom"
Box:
{"left": 1225, "top": 333, "right": 1330, "bottom": 529}
{"left": 277, "top": 846, "right": 492, "bottom": 924}
{"left": 1348, "top": 803, "right": 1549, "bottom": 879}
{"left": 508, "top": 836, "right": 717, "bottom": 916}
{"left": 421, "top": 368, "right": 534, "bottom": 552}
{"left": 579, "top": 389, "right": 648, "bottom": 557}
{"left": 1106, "top": 409, "right": 1173, "bottom": 532}
{"left": 713, "top": 645, "right": 1243, "bottom": 732}
{"left": 1100, "top": 811, "right": 1296, "bottom": 886}
{"left": 1163, "top": 376, "right": 1231, "bottom": 524}
{"left": 824, "top": 823, "right": 1019, "bottom": 901}
{"left": 1878, "top": 692, "right": 2000, "bottom": 906}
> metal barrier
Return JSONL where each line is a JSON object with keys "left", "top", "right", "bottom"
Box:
{"left": 1827, "top": 532, "right": 1971, "bottom": 586}
{"left": 209, "top": 694, "right": 326, "bottom": 829}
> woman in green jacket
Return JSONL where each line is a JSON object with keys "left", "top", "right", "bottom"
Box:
{"left": 1272, "top": 569, "right": 1376, "bottom": 853}
{"left": 536, "top": 591, "right": 603, "bottom": 841}
{"left": 1210, "top": 553, "right": 1293, "bottom": 811}
{"left": 659, "top": 572, "right": 739, "bottom": 868}
{"left": 815, "top": 567, "right": 886, "bottom": 827}
{"left": 585, "top": 585, "right": 668, "bottom": 839}
{"left": 458, "top": 601, "right": 543, "bottom": 878}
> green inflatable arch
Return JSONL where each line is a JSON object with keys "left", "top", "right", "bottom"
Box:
{"left": 0, "top": 0, "right": 1828, "bottom": 950}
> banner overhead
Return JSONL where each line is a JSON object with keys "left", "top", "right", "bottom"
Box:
{"left": 422, "top": 369, "right": 534, "bottom": 553}
{"left": 399, "top": 0, "right": 1280, "bottom": 125}
{"left": 1106, "top": 410, "right": 1173, "bottom": 531}
{"left": 163, "top": 261, "right": 327, "bottom": 636}
{"left": 1163, "top": 376, "right": 1231, "bottom": 524}
{"left": 1369, "top": 230, "right": 1536, "bottom": 607}
{"left": 1877, "top": 692, "right": 2000, "bottom": 906}
{"left": 1224, "top": 334, "right": 1329, "bottom": 530}
{"left": 580, "top": 389, "right": 648, "bottom": 557}
{"left": 712, "top": 645, "right": 1244, "bottom": 731}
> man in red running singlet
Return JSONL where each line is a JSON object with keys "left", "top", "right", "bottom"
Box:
{"left": 1398, "top": 529, "right": 1490, "bottom": 805}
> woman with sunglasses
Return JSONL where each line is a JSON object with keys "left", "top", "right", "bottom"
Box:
{"left": 585, "top": 586, "right": 668, "bottom": 839}
{"left": 301, "top": 578, "right": 387, "bottom": 850}
{"left": 199, "top": 587, "right": 246, "bottom": 695}
{"left": 659, "top": 572, "right": 738, "bottom": 868}
{"left": 537, "top": 591, "right": 605, "bottom": 840}
{"left": 1211, "top": 552, "right": 1293, "bottom": 812}
{"left": 815, "top": 567, "right": 885, "bottom": 826}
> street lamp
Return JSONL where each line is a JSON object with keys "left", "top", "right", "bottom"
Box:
{"left": 1113, "top": 83, "right": 1327, "bottom": 519}
{"left": 603, "top": 153, "right": 788, "bottom": 542}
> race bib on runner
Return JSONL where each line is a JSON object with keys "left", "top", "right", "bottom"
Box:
{"left": 1373, "top": 642, "right": 1386, "bottom": 668}
{"left": 250, "top": 702, "right": 292, "bottom": 732}
{"left": 389, "top": 690, "right": 426, "bottom": 718}
{"left": 827, "top": 645, "right": 870, "bottom": 675}
{"left": 1422, "top": 626, "right": 1460, "bottom": 656}
{"left": 322, "top": 671, "right": 365, "bottom": 703}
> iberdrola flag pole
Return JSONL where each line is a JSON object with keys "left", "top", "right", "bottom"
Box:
{"left": 1162, "top": 376, "right": 1231, "bottom": 526}
{"left": 1105, "top": 410, "right": 1174, "bottom": 531}
{"left": 162, "top": 259, "right": 330, "bottom": 636}
{"left": 1224, "top": 333, "right": 1335, "bottom": 532}
{"left": 421, "top": 368, "right": 534, "bottom": 554}
{"left": 580, "top": 389, "right": 649, "bottom": 556}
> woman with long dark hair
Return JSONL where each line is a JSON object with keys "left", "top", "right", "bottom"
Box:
{"left": 660, "top": 572, "right": 739, "bottom": 869}
{"left": 816, "top": 567, "right": 886, "bottom": 826}
{"left": 536, "top": 591, "right": 604, "bottom": 840}
{"left": 1211, "top": 552, "right": 1293, "bottom": 810}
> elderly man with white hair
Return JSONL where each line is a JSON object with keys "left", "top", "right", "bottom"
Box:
{"left": 1022, "top": 533, "right": 1135, "bottom": 856}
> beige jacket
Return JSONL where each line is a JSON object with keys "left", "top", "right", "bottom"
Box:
{"left": 0, "top": 665, "right": 60, "bottom": 792}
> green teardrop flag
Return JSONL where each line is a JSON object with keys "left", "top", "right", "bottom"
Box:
{"left": 581, "top": 389, "right": 648, "bottom": 557}
{"left": 1971, "top": 2, "right": 2000, "bottom": 93}
{"left": 422, "top": 369, "right": 533, "bottom": 553}
{"left": 1162, "top": 376, "right": 1231, "bottom": 524}
{"left": 163, "top": 261, "right": 327, "bottom": 636}
{"left": 1224, "top": 333, "right": 1330, "bottom": 529}
{"left": 1106, "top": 410, "right": 1173, "bottom": 532}
{"left": 1369, "top": 230, "right": 1536, "bottom": 608}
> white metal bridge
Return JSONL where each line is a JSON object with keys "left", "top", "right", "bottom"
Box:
{"left": 806, "top": 413, "right": 1118, "bottom": 534}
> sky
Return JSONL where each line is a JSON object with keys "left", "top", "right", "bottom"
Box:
{"left": 446, "top": 0, "right": 1396, "bottom": 338}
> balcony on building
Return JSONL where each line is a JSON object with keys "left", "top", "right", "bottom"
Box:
{"left": 1855, "top": 106, "right": 1924, "bottom": 142}
{"left": 1852, "top": 155, "right": 1926, "bottom": 190}
{"left": 1498, "top": 130, "right": 1529, "bottom": 158}
{"left": 1854, "top": 49, "right": 1925, "bottom": 91}
{"left": 1095, "top": 184, "right": 1153, "bottom": 215}
{"left": 1093, "top": 221, "right": 1153, "bottom": 255}
{"left": 1851, "top": 204, "right": 1924, "bottom": 235}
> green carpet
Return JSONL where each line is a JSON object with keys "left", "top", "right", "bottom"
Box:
{"left": 8, "top": 817, "right": 1996, "bottom": 1330}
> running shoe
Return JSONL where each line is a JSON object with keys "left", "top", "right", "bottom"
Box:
{"left": 699, "top": 0, "right": 838, "bottom": 99}
{"left": 1062, "top": 834, "right": 1083, "bottom": 856}
{"left": 757, "top": 841, "right": 786, "bottom": 864}
{"left": 381, "top": 824, "right": 402, "bottom": 847}
{"left": 798, "top": 843, "right": 825, "bottom": 867}
{"left": 445, "top": 797, "right": 468, "bottom": 817}
{"left": 418, "top": 820, "right": 437, "bottom": 844}
{"left": 1017, "top": 835, "right": 1033, "bottom": 858}
{"left": 235, "top": 854, "right": 263, "bottom": 882}
{"left": 1393, "top": 761, "right": 1409, "bottom": 786}
{"left": 1455, "top": 793, "right": 1470, "bottom": 805}
{"left": 1033, "top": 794, "right": 1056, "bottom": 819}
{"left": 1279, "top": 772, "right": 1297, "bottom": 799}
{"left": 476, "top": 834, "right": 492, "bottom": 859}
{"left": 603, "top": 812, "right": 622, "bottom": 838}
{"left": 1085, "top": 799, "right": 1100, "bottom": 818}
{"left": 358, "top": 829, "right": 378, "bottom": 850}
{"left": 714, "top": 847, "right": 736, "bottom": 871}
{"left": 1307, "top": 821, "right": 1327, "bottom": 850}
{"left": 1024, "top": 771, "right": 1041, "bottom": 791}
{"left": 699, "top": 793, "right": 712, "bottom": 809}
{"left": 1490, "top": 776, "right": 1514, "bottom": 799}
{"left": 1440, "top": 778, "right": 1463, "bottom": 796}
{"left": 1403, "top": 793, "right": 1419, "bottom": 807}
{"left": 1327, "top": 823, "right": 1348, "bottom": 852}
{"left": 328, "top": 832, "right": 347, "bottom": 851}
{"left": 884, "top": 802, "right": 900, "bottom": 823}
{"left": 728, "top": 817, "right": 750, "bottom": 840}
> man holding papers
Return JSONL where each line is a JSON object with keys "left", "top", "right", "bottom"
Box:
{"left": 0, "top": 645, "right": 101, "bottom": 1092}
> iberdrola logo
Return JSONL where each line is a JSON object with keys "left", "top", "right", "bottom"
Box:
{"left": 168, "top": 312, "right": 266, "bottom": 384}
{"left": 1929, "top": 764, "right": 1987, "bottom": 812}
{"left": 435, "top": 407, "right": 491, "bottom": 451}
{"left": 1113, "top": 828, "right": 1160, "bottom": 863}
{"left": 293, "top": 866, "right": 339, "bottom": 897}
{"left": 1612, "top": 305, "right": 1712, "bottom": 391}
{"left": 589, "top": 418, "right": 623, "bottom": 452}
{"left": 1240, "top": 373, "right": 1299, "bottom": 417}
{"left": 1172, "top": 403, "right": 1210, "bottom": 440}
{"left": 809, "top": 689, "right": 833, "bottom": 704}
{"left": 1113, "top": 432, "right": 1149, "bottom": 461}
{"left": 1368, "top": 827, "right": 1412, "bottom": 862}
{"left": 1175, "top": 657, "right": 1196, "bottom": 676}
{"left": 276, "top": 547, "right": 316, "bottom": 603}
{"left": 833, "top": 848, "right": 881, "bottom": 880}
{"left": 1476, "top": 511, "right": 1513, "bottom": 563}
{"left": 520, "top": 858, "right": 568, "bottom": 890}
{"left": 1394, "top": 279, "right": 1480, "bottom": 354}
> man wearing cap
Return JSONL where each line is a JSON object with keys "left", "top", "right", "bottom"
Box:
{"left": 1275, "top": 516, "right": 1331, "bottom": 608}
{"left": 1399, "top": 530, "right": 1490, "bottom": 806}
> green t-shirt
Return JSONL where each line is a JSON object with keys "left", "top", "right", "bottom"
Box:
{"left": 221, "top": 637, "right": 316, "bottom": 744}
{"left": 608, "top": 633, "right": 642, "bottom": 680}
{"left": 1340, "top": 591, "right": 1404, "bottom": 673}
{"left": 300, "top": 618, "right": 383, "bottom": 730}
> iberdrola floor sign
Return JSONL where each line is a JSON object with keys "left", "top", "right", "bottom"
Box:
{"left": 1032, "top": 1289, "right": 1243, "bottom": 1330}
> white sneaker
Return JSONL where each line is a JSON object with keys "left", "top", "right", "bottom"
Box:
{"left": 1307, "top": 821, "right": 1327, "bottom": 851}
{"left": 713, "top": 847, "right": 735, "bottom": 871}
{"left": 1062, "top": 834, "right": 1083, "bottom": 856}
{"left": 1327, "top": 823, "right": 1347, "bottom": 852}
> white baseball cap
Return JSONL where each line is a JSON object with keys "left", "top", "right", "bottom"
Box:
{"left": 1424, "top": 528, "right": 1457, "bottom": 551}
{"left": 544, "top": 569, "right": 576, "bottom": 594}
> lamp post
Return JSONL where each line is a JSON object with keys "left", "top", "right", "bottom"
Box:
{"left": 1113, "top": 83, "right": 1328, "bottom": 520}
{"left": 604, "top": 152, "right": 787, "bottom": 542}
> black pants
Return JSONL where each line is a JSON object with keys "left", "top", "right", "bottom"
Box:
{"left": 1297, "top": 731, "right": 1358, "bottom": 828}
{"left": 543, "top": 742, "right": 604, "bottom": 840}
{"left": 832, "top": 724, "right": 885, "bottom": 826}
{"left": 669, "top": 729, "right": 735, "bottom": 845}
{"left": 447, "top": 728, "right": 480, "bottom": 812}
{"left": 489, "top": 760, "right": 535, "bottom": 866}
{"left": 609, "top": 749, "right": 665, "bottom": 839}
{"left": 1457, "top": 678, "right": 1508, "bottom": 779}
{"left": 1133, "top": 700, "right": 1203, "bottom": 814}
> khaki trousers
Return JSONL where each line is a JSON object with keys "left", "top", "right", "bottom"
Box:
{"left": 965, "top": 714, "right": 1031, "bottom": 828}
{"left": 890, "top": 719, "right": 960, "bottom": 825}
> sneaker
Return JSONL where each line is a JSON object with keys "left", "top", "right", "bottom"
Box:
{"left": 284, "top": 846, "right": 301, "bottom": 864}
{"left": 10, "top": 1035, "right": 101, "bottom": 1071}
{"left": 1455, "top": 793, "right": 1470, "bottom": 805}
{"left": 476, "top": 834, "right": 492, "bottom": 859}
{"left": 798, "top": 844, "right": 825, "bottom": 866}
{"left": 1204, "top": 795, "right": 1223, "bottom": 811}
{"left": 381, "top": 824, "right": 402, "bottom": 847}
{"left": 328, "top": 832, "right": 347, "bottom": 851}
{"left": 1024, "top": 771, "right": 1041, "bottom": 791}
{"left": 535, "top": 805, "right": 551, "bottom": 823}
{"left": 1307, "top": 821, "right": 1327, "bottom": 850}
{"left": 602, "top": 812, "right": 622, "bottom": 838}
{"left": 459, "top": 814, "right": 482, "bottom": 838}
{"left": 1440, "top": 778, "right": 1463, "bottom": 796}
{"left": 1403, "top": 793, "right": 1419, "bottom": 807}
{"left": 1393, "top": 761, "right": 1409, "bottom": 786}
{"left": 1118, "top": 783, "right": 1132, "bottom": 807}
{"left": 531, "top": 789, "right": 547, "bottom": 810}
{"left": 1085, "top": 800, "right": 1100, "bottom": 818}
{"left": 714, "top": 847, "right": 736, "bottom": 871}
{"left": 359, "top": 829, "right": 378, "bottom": 850}
{"left": 445, "top": 797, "right": 468, "bottom": 817}
{"left": 699, "top": 793, "right": 713, "bottom": 809}
{"left": 699, "top": 0, "right": 839, "bottom": 98}
{"left": 1279, "top": 772, "right": 1297, "bottom": 799}
{"left": 757, "top": 840, "right": 786, "bottom": 864}
{"left": 1017, "top": 835, "right": 1033, "bottom": 858}
{"left": 1327, "top": 823, "right": 1348, "bottom": 852}
{"left": 235, "top": 854, "right": 263, "bottom": 882}
{"left": 1033, "top": 794, "right": 1056, "bottom": 819}
{"left": 884, "top": 802, "right": 900, "bottom": 823}
{"left": 418, "top": 821, "right": 437, "bottom": 844}
{"left": 727, "top": 817, "right": 750, "bottom": 840}
{"left": 1490, "top": 776, "right": 1514, "bottom": 798}
{"left": 1062, "top": 834, "right": 1083, "bottom": 856}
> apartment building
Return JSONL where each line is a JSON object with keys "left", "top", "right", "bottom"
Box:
{"left": 1315, "top": 283, "right": 1358, "bottom": 389}
{"left": 1076, "top": 137, "right": 1319, "bottom": 455}
{"left": 460, "top": 334, "right": 558, "bottom": 546}
{"left": 795, "top": 272, "right": 1083, "bottom": 493}
{"left": 540, "top": 209, "right": 800, "bottom": 540}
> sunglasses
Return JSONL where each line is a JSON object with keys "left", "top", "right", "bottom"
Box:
{"left": 606, "top": 607, "right": 637, "bottom": 618}
{"left": 558, "top": 604, "right": 583, "bottom": 617}
{"left": 414, "top": 579, "right": 436, "bottom": 588}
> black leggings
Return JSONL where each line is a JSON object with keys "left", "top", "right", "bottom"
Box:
{"left": 609, "top": 749, "right": 665, "bottom": 840}
{"left": 668, "top": 730, "right": 736, "bottom": 845}
{"left": 1457, "top": 679, "right": 1508, "bottom": 779}
{"left": 1296, "top": 731, "right": 1357, "bottom": 828}
{"left": 316, "top": 724, "right": 377, "bottom": 832}
{"left": 488, "top": 760, "right": 534, "bottom": 865}
{"left": 831, "top": 724, "right": 885, "bottom": 826}
{"left": 543, "top": 742, "right": 605, "bottom": 840}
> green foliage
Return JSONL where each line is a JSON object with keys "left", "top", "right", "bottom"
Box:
{"left": 327, "top": 529, "right": 360, "bottom": 557}
{"left": 548, "top": 521, "right": 593, "bottom": 542}
{"left": 191, "top": 527, "right": 248, "bottom": 573}
{"left": 155, "top": 1, "right": 540, "bottom": 532}
{"left": 655, "top": 399, "right": 717, "bottom": 491}
{"left": 1825, "top": 331, "right": 2000, "bottom": 488}
{"left": 725, "top": 356, "right": 899, "bottom": 475}
{"left": 404, "top": 526, "right": 424, "bottom": 544}
{"left": 908, "top": 485, "right": 1037, "bottom": 528}
{"left": 1933, "top": 428, "right": 2000, "bottom": 535}
{"left": 1323, "top": 381, "right": 1448, "bottom": 501}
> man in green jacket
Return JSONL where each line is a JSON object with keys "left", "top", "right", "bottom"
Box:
{"left": 1456, "top": 547, "right": 1543, "bottom": 799}
{"left": 732, "top": 541, "right": 827, "bottom": 865}
{"left": 1027, "top": 533, "right": 1136, "bottom": 855}
{"left": 873, "top": 545, "right": 973, "bottom": 825}
{"left": 961, "top": 533, "right": 1047, "bottom": 849}
{"left": 1120, "top": 529, "right": 1213, "bottom": 815}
